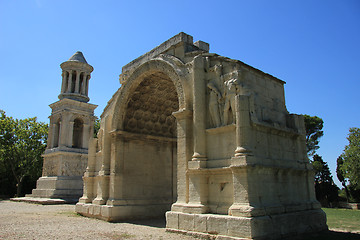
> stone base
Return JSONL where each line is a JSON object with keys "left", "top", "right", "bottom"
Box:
{"left": 26, "top": 176, "right": 83, "bottom": 201}
{"left": 165, "top": 209, "right": 327, "bottom": 240}
{"left": 75, "top": 202, "right": 172, "bottom": 221}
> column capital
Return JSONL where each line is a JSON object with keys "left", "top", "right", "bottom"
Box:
{"left": 172, "top": 109, "right": 192, "bottom": 120}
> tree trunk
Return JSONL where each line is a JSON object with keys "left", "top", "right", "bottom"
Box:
{"left": 343, "top": 182, "right": 350, "bottom": 202}
{"left": 16, "top": 178, "right": 23, "bottom": 197}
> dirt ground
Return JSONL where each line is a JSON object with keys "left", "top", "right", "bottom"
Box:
{"left": 2, "top": 200, "right": 360, "bottom": 240}
{"left": 0, "top": 200, "right": 196, "bottom": 240}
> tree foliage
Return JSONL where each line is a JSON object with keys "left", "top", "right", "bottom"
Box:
{"left": 338, "top": 127, "right": 360, "bottom": 202}
{"left": 0, "top": 110, "right": 48, "bottom": 197}
{"left": 93, "top": 116, "right": 100, "bottom": 138}
{"left": 304, "top": 115, "right": 324, "bottom": 156}
{"left": 311, "top": 154, "right": 339, "bottom": 207}
{"left": 341, "top": 128, "right": 360, "bottom": 189}
{"left": 336, "top": 156, "right": 350, "bottom": 201}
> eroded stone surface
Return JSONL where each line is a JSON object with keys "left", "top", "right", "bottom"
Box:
{"left": 32, "top": 33, "right": 326, "bottom": 239}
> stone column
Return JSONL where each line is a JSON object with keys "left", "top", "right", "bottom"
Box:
{"left": 234, "top": 94, "right": 252, "bottom": 156}
{"left": 93, "top": 116, "right": 111, "bottom": 205}
{"left": 46, "top": 121, "right": 54, "bottom": 149}
{"left": 191, "top": 56, "right": 207, "bottom": 165}
{"left": 61, "top": 71, "right": 67, "bottom": 93}
{"left": 171, "top": 109, "right": 192, "bottom": 211}
{"left": 58, "top": 120, "right": 66, "bottom": 147}
{"left": 81, "top": 74, "right": 87, "bottom": 95}
{"left": 68, "top": 121, "right": 74, "bottom": 148}
{"left": 107, "top": 134, "right": 125, "bottom": 205}
{"left": 85, "top": 76, "right": 90, "bottom": 96}
{"left": 75, "top": 71, "right": 81, "bottom": 93}
{"left": 82, "top": 123, "right": 90, "bottom": 149}
{"left": 79, "top": 137, "right": 97, "bottom": 203}
{"left": 100, "top": 116, "right": 111, "bottom": 175}
{"left": 67, "top": 71, "right": 73, "bottom": 93}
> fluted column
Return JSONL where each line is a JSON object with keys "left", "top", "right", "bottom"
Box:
{"left": 46, "top": 121, "right": 54, "bottom": 149}
{"left": 75, "top": 71, "right": 81, "bottom": 93}
{"left": 234, "top": 94, "right": 252, "bottom": 156}
{"left": 68, "top": 121, "right": 74, "bottom": 147}
{"left": 191, "top": 56, "right": 207, "bottom": 163}
{"left": 81, "top": 74, "right": 87, "bottom": 95}
{"left": 67, "top": 71, "right": 73, "bottom": 93}
{"left": 85, "top": 76, "right": 90, "bottom": 96}
{"left": 58, "top": 121, "right": 66, "bottom": 147}
{"left": 61, "top": 72, "right": 67, "bottom": 93}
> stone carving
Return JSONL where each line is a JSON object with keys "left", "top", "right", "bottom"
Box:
{"left": 75, "top": 33, "right": 327, "bottom": 240}
{"left": 223, "top": 70, "right": 241, "bottom": 125}
{"left": 207, "top": 81, "right": 222, "bottom": 127}
{"left": 27, "top": 51, "right": 97, "bottom": 201}
{"left": 124, "top": 72, "right": 178, "bottom": 138}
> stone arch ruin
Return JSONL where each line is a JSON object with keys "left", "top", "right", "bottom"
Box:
{"left": 74, "top": 33, "right": 327, "bottom": 239}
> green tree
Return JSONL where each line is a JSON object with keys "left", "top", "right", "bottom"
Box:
{"left": 339, "top": 127, "right": 360, "bottom": 202}
{"left": 304, "top": 115, "right": 324, "bottom": 156}
{"left": 311, "top": 154, "right": 339, "bottom": 207}
{"left": 336, "top": 155, "right": 350, "bottom": 202}
{"left": 0, "top": 110, "right": 48, "bottom": 197}
{"left": 341, "top": 128, "right": 360, "bottom": 189}
{"left": 93, "top": 116, "right": 100, "bottom": 138}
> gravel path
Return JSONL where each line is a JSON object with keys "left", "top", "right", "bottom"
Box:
{"left": 0, "top": 200, "right": 197, "bottom": 240}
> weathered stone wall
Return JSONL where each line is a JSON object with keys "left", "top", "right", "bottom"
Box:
{"left": 76, "top": 33, "right": 327, "bottom": 239}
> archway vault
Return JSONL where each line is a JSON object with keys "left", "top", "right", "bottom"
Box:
{"left": 111, "top": 58, "right": 190, "bottom": 132}
{"left": 123, "top": 72, "right": 179, "bottom": 138}
{"left": 76, "top": 57, "right": 191, "bottom": 220}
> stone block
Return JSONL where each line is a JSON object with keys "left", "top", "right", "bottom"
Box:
{"left": 165, "top": 211, "right": 179, "bottom": 229}
{"left": 194, "top": 214, "right": 207, "bottom": 233}
{"left": 194, "top": 40, "right": 209, "bottom": 52}
{"left": 206, "top": 214, "right": 228, "bottom": 235}
{"left": 227, "top": 216, "right": 251, "bottom": 238}
{"left": 178, "top": 213, "right": 195, "bottom": 231}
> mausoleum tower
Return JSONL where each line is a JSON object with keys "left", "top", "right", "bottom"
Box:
{"left": 27, "top": 51, "right": 97, "bottom": 202}
{"left": 59, "top": 51, "right": 92, "bottom": 103}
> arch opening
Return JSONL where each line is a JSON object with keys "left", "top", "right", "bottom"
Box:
{"left": 53, "top": 119, "right": 61, "bottom": 148}
{"left": 120, "top": 71, "right": 179, "bottom": 216}
{"left": 72, "top": 118, "right": 83, "bottom": 148}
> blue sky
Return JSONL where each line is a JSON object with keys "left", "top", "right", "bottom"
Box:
{"left": 0, "top": 0, "right": 359, "bottom": 187}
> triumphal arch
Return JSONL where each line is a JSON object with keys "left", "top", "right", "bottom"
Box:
{"left": 75, "top": 33, "right": 327, "bottom": 239}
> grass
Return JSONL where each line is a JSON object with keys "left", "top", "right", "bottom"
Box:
{"left": 323, "top": 208, "right": 360, "bottom": 233}
{"left": 56, "top": 211, "right": 82, "bottom": 217}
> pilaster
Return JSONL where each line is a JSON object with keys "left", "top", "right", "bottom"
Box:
{"left": 171, "top": 109, "right": 192, "bottom": 210}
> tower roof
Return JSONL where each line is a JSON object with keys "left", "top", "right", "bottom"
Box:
{"left": 68, "top": 51, "right": 88, "bottom": 64}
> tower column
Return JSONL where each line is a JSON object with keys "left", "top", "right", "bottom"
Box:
{"left": 67, "top": 71, "right": 73, "bottom": 93}
{"left": 81, "top": 74, "right": 87, "bottom": 95}
{"left": 85, "top": 76, "right": 90, "bottom": 96}
{"left": 75, "top": 71, "right": 81, "bottom": 93}
{"left": 61, "top": 71, "right": 67, "bottom": 93}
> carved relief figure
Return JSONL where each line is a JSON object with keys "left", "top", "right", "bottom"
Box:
{"left": 223, "top": 71, "right": 241, "bottom": 124}
{"left": 207, "top": 81, "right": 222, "bottom": 127}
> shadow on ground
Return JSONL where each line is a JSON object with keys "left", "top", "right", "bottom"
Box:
{"left": 126, "top": 217, "right": 166, "bottom": 228}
